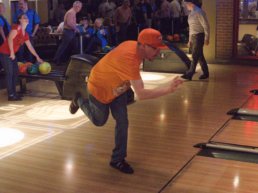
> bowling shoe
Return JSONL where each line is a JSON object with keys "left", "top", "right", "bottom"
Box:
{"left": 8, "top": 95, "right": 22, "bottom": 101}
{"left": 110, "top": 159, "right": 134, "bottom": 174}
{"left": 199, "top": 74, "right": 209, "bottom": 80}
{"left": 69, "top": 92, "right": 81, "bottom": 114}
{"left": 181, "top": 74, "right": 192, "bottom": 81}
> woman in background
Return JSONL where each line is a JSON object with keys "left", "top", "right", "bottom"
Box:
{"left": 0, "top": 13, "right": 43, "bottom": 101}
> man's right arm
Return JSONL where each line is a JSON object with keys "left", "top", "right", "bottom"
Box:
{"left": 130, "top": 76, "right": 183, "bottom": 100}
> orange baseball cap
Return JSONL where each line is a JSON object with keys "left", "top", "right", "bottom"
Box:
{"left": 137, "top": 28, "right": 167, "bottom": 49}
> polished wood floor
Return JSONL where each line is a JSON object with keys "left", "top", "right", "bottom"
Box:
{"left": 0, "top": 64, "right": 258, "bottom": 193}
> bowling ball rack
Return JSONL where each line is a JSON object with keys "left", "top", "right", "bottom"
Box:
{"left": 18, "top": 54, "right": 99, "bottom": 99}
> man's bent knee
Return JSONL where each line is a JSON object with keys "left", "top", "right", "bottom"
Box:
{"left": 92, "top": 118, "right": 108, "bottom": 127}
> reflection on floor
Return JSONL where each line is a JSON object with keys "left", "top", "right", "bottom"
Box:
{"left": 0, "top": 84, "right": 90, "bottom": 159}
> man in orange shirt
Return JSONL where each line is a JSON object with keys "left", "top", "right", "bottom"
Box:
{"left": 69, "top": 28, "right": 183, "bottom": 174}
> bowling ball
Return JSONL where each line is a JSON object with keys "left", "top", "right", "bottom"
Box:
{"left": 173, "top": 34, "right": 180, "bottom": 41}
{"left": 27, "top": 63, "right": 39, "bottom": 74}
{"left": 39, "top": 62, "right": 51, "bottom": 75}
{"left": 166, "top": 35, "right": 173, "bottom": 41}
{"left": 102, "top": 46, "right": 113, "bottom": 53}
{"left": 180, "top": 34, "right": 187, "bottom": 43}
{"left": 19, "top": 64, "right": 28, "bottom": 74}
{"left": 24, "top": 62, "right": 33, "bottom": 67}
{"left": 18, "top": 62, "right": 24, "bottom": 67}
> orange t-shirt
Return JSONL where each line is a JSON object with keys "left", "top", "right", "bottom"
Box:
{"left": 88, "top": 41, "right": 142, "bottom": 104}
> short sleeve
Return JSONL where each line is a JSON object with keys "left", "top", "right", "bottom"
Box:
{"left": 0, "top": 18, "right": 4, "bottom": 27}
{"left": 33, "top": 11, "right": 41, "bottom": 24}
{"left": 11, "top": 24, "right": 19, "bottom": 30}
{"left": 24, "top": 32, "right": 30, "bottom": 41}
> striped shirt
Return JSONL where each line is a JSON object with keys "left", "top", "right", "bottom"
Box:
{"left": 188, "top": 6, "right": 210, "bottom": 42}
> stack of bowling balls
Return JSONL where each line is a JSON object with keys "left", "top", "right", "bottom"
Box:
{"left": 180, "top": 34, "right": 187, "bottom": 43}
{"left": 166, "top": 35, "right": 174, "bottom": 41}
{"left": 166, "top": 34, "right": 180, "bottom": 42}
{"left": 18, "top": 62, "right": 32, "bottom": 74}
{"left": 166, "top": 33, "right": 189, "bottom": 43}
{"left": 18, "top": 61, "right": 51, "bottom": 75}
{"left": 173, "top": 34, "right": 180, "bottom": 42}
{"left": 27, "top": 63, "right": 39, "bottom": 74}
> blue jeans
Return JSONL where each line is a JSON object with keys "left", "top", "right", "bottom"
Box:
{"left": 78, "top": 92, "right": 129, "bottom": 162}
{"left": 54, "top": 29, "right": 76, "bottom": 64}
{"left": 0, "top": 53, "right": 18, "bottom": 97}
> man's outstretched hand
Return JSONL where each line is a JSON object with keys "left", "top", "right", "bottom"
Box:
{"left": 168, "top": 76, "right": 184, "bottom": 93}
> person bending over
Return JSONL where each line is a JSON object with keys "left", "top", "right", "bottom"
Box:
{"left": 69, "top": 28, "right": 183, "bottom": 174}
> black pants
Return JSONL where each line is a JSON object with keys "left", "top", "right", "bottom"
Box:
{"left": 186, "top": 33, "right": 209, "bottom": 76}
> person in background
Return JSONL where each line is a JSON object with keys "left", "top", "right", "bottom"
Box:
{"left": 77, "top": 17, "right": 92, "bottom": 34}
{"left": 170, "top": 0, "right": 181, "bottom": 34}
{"left": 56, "top": 21, "right": 64, "bottom": 34}
{"left": 0, "top": 14, "right": 43, "bottom": 101}
{"left": 0, "top": 3, "right": 10, "bottom": 45}
{"left": 53, "top": 3, "right": 66, "bottom": 25}
{"left": 69, "top": 28, "right": 183, "bottom": 174}
{"left": 113, "top": 0, "right": 132, "bottom": 44}
{"left": 159, "top": 0, "right": 171, "bottom": 36}
{"left": 0, "top": 3, "right": 11, "bottom": 72}
{"left": 134, "top": 0, "right": 147, "bottom": 32}
{"left": 144, "top": 0, "right": 153, "bottom": 28}
{"left": 98, "top": 0, "right": 117, "bottom": 20}
{"left": 84, "top": 18, "right": 109, "bottom": 54}
{"left": 53, "top": 1, "right": 82, "bottom": 65}
{"left": 181, "top": 0, "right": 210, "bottom": 80}
{"left": 13, "top": 0, "right": 40, "bottom": 63}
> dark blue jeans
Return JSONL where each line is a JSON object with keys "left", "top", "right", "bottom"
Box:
{"left": 0, "top": 53, "right": 18, "bottom": 97}
{"left": 54, "top": 29, "right": 76, "bottom": 64}
{"left": 77, "top": 92, "right": 129, "bottom": 163}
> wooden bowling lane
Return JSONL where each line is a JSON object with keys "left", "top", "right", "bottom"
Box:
{"left": 1, "top": 64, "right": 258, "bottom": 193}
{"left": 161, "top": 156, "right": 258, "bottom": 193}
{"left": 240, "top": 94, "right": 258, "bottom": 110}
{"left": 211, "top": 119, "right": 258, "bottom": 148}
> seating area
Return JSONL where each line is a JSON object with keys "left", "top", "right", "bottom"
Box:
{"left": 19, "top": 54, "right": 99, "bottom": 100}
{"left": 238, "top": 34, "right": 258, "bottom": 57}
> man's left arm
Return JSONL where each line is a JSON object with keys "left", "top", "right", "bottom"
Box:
{"left": 198, "top": 11, "right": 210, "bottom": 45}
{"left": 32, "top": 10, "right": 40, "bottom": 37}
{"left": 25, "top": 39, "right": 43, "bottom": 63}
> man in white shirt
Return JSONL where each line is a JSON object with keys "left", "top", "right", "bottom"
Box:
{"left": 170, "top": 0, "right": 181, "bottom": 34}
{"left": 181, "top": 0, "right": 210, "bottom": 80}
